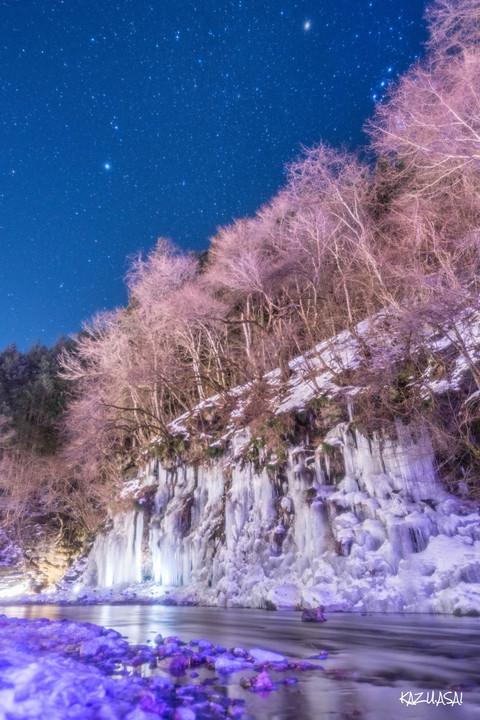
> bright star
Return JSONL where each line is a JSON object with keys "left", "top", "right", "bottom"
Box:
{"left": 304, "top": 20, "right": 311, "bottom": 31}
{"left": 103, "top": 162, "right": 111, "bottom": 171}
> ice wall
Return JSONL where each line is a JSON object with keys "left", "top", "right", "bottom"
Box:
{"left": 83, "top": 510, "right": 144, "bottom": 588}
{"left": 83, "top": 424, "right": 480, "bottom": 615}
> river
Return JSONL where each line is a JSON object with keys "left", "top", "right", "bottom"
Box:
{"left": 1, "top": 605, "right": 478, "bottom": 719}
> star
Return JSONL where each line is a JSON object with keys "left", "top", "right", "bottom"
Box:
{"left": 0, "top": 0, "right": 426, "bottom": 351}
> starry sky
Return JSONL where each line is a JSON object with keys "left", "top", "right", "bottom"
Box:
{"left": 0, "top": 0, "right": 427, "bottom": 351}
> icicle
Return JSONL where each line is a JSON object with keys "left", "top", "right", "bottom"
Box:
{"left": 347, "top": 398, "right": 354, "bottom": 422}
{"left": 85, "top": 511, "right": 143, "bottom": 588}
{"left": 81, "top": 421, "right": 480, "bottom": 616}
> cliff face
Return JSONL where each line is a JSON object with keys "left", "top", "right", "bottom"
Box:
{"left": 81, "top": 422, "right": 480, "bottom": 615}
{"left": 65, "top": 312, "right": 480, "bottom": 612}
{"left": 0, "top": 524, "right": 79, "bottom": 599}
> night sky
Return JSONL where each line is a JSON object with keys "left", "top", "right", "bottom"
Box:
{"left": 1, "top": 0, "right": 427, "bottom": 351}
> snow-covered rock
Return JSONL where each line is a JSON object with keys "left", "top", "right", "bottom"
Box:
{"left": 248, "top": 648, "right": 286, "bottom": 664}
{"left": 0, "top": 616, "right": 325, "bottom": 719}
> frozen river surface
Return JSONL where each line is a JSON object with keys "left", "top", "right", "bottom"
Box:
{"left": 1, "top": 604, "right": 479, "bottom": 720}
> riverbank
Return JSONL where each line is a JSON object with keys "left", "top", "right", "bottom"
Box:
{"left": 1, "top": 605, "right": 478, "bottom": 719}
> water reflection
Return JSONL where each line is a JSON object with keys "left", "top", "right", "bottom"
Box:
{"left": 2, "top": 605, "right": 479, "bottom": 719}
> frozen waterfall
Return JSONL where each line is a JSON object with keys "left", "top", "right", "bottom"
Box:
{"left": 83, "top": 510, "right": 144, "bottom": 588}
{"left": 81, "top": 423, "right": 480, "bottom": 615}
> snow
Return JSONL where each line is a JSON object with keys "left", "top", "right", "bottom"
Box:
{"left": 0, "top": 530, "right": 22, "bottom": 569}
{"left": 248, "top": 648, "right": 286, "bottom": 664}
{"left": 148, "top": 308, "right": 480, "bottom": 447}
{"left": 0, "top": 615, "right": 326, "bottom": 719}
{"left": 0, "top": 616, "right": 154, "bottom": 720}
{"left": 214, "top": 656, "right": 252, "bottom": 674}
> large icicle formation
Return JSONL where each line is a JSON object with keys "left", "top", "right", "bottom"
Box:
{"left": 80, "top": 312, "right": 480, "bottom": 613}
{"left": 83, "top": 420, "right": 480, "bottom": 615}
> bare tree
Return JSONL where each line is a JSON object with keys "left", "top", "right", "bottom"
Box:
{"left": 366, "top": 0, "right": 480, "bottom": 387}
